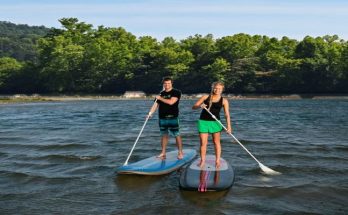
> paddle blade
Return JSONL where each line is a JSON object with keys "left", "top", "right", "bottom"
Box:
{"left": 259, "top": 163, "right": 281, "bottom": 175}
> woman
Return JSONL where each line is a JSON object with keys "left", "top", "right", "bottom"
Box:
{"left": 192, "top": 81, "right": 232, "bottom": 168}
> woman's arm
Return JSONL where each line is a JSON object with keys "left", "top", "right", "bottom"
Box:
{"left": 223, "top": 98, "right": 232, "bottom": 133}
{"left": 192, "top": 95, "right": 209, "bottom": 110}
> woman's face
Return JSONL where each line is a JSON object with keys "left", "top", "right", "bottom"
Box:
{"left": 213, "top": 84, "right": 224, "bottom": 95}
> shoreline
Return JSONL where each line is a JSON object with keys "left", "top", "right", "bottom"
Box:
{"left": 1, "top": 93, "right": 348, "bottom": 104}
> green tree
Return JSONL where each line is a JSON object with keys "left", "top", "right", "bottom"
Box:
{"left": 38, "top": 18, "right": 96, "bottom": 92}
{"left": 129, "top": 36, "right": 161, "bottom": 92}
{"left": 0, "top": 57, "right": 23, "bottom": 92}
{"left": 255, "top": 36, "right": 300, "bottom": 93}
{"left": 336, "top": 41, "right": 348, "bottom": 92}
{"left": 39, "top": 35, "right": 85, "bottom": 92}
{"left": 156, "top": 37, "right": 194, "bottom": 80}
{"left": 3, "top": 18, "right": 348, "bottom": 94}
{"left": 215, "top": 34, "right": 261, "bottom": 92}
{"left": 0, "top": 21, "right": 49, "bottom": 62}
{"left": 202, "top": 57, "right": 230, "bottom": 84}
{"left": 294, "top": 36, "right": 342, "bottom": 93}
{"left": 179, "top": 34, "right": 216, "bottom": 92}
{"left": 83, "top": 26, "right": 138, "bottom": 92}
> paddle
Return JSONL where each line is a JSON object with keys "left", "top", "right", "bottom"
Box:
{"left": 202, "top": 106, "right": 281, "bottom": 175}
{"left": 123, "top": 97, "right": 160, "bottom": 166}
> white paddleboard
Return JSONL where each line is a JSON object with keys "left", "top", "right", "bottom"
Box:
{"left": 179, "top": 155, "right": 235, "bottom": 192}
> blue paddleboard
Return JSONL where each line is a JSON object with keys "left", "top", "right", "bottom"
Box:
{"left": 117, "top": 149, "right": 197, "bottom": 175}
{"left": 179, "top": 155, "right": 235, "bottom": 192}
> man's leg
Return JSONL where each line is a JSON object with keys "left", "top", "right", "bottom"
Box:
{"left": 169, "top": 118, "right": 183, "bottom": 159}
{"left": 157, "top": 134, "right": 168, "bottom": 159}
{"left": 176, "top": 135, "right": 183, "bottom": 159}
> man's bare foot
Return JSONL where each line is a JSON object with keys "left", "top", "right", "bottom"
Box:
{"left": 156, "top": 153, "right": 166, "bottom": 160}
{"left": 177, "top": 151, "right": 184, "bottom": 160}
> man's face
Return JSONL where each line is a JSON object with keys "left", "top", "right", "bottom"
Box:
{"left": 163, "top": 80, "right": 173, "bottom": 91}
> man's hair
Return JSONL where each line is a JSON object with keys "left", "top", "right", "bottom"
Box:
{"left": 162, "top": 76, "right": 173, "bottom": 84}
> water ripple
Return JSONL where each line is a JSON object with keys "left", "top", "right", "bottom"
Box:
{"left": 0, "top": 99, "right": 347, "bottom": 214}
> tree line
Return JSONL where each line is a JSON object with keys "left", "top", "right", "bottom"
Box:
{"left": 1, "top": 18, "right": 347, "bottom": 94}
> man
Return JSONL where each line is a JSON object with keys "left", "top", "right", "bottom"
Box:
{"left": 149, "top": 77, "right": 184, "bottom": 159}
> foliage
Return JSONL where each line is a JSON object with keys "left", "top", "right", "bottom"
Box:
{"left": 0, "top": 19, "right": 347, "bottom": 94}
{"left": 0, "top": 21, "right": 50, "bottom": 62}
{"left": 0, "top": 57, "right": 23, "bottom": 92}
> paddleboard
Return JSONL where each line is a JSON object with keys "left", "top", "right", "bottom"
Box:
{"left": 179, "top": 155, "right": 235, "bottom": 192}
{"left": 117, "top": 149, "right": 197, "bottom": 175}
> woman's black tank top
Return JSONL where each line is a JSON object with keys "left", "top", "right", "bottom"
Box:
{"left": 199, "top": 96, "right": 223, "bottom": 121}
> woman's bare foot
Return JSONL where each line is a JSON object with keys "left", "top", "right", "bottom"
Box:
{"left": 215, "top": 160, "right": 220, "bottom": 169}
{"left": 198, "top": 160, "right": 205, "bottom": 168}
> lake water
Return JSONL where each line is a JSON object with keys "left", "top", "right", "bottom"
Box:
{"left": 0, "top": 99, "right": 347, "bottom": 214}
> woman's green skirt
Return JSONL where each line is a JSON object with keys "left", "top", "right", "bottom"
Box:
{"left": 197, "top": 120, "right": 222, "bottom": 133}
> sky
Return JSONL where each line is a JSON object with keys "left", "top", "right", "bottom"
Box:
{"left": 1, "top": 0, "right": 348, "bottom": 41}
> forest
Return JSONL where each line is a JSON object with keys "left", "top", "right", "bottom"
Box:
{"left": 0, "top": 18, "right": 347, "bottom": 94}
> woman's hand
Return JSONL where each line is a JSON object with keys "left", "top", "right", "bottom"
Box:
{"left": 226, "top": 126, "right": 232, "bottom": 134}
{"left": 192, "top": 95, "right": 209, "bottom": 110}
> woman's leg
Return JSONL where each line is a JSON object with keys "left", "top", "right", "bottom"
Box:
{"left": 199, "top": 133, "right": 208, "bottom": 168}
{"left": 212, "top": 132, "right": 221, "bottom": 168}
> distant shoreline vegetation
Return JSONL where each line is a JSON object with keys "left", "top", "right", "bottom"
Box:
{"left": 1, "top": 93, "right": 348, "bottom": 104}
{"left": 0, "top": 18, "right": 347, "bottom": 95}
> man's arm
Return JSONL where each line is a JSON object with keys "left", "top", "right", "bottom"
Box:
{"left": 155, "top": 95, "right": 178, "bottom": 105}
{"left": 148, "top": 102, "right": 159, "bottom": 117}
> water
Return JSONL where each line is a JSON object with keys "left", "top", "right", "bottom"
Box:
{"left": 0, "top": 99, "right": 347, "bottom": 214}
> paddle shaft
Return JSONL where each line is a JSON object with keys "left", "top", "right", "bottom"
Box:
{"left": 202, "top": 106, "right": 264, "bottom": 166}
{"left": 123, "top": 99, "right": 158, "bottom": 165}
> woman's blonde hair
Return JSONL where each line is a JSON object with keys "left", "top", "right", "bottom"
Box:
{"left": 208, "top": 81, "right": 224, "bottom": 110}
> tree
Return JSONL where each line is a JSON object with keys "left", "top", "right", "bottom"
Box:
{"left": 128, "top": 36, "right": 161, "bottom": 92}
{"left": 336, "top": 41, "right": 348, "bottom": 92}
{"left": 39, "top": 35, "right": 85, "bottom": 92}
{"left": 216, "top": 34, "right": 261, "bottom": 92}
{"left": 216, "top": 33, "right": 260, "bottom": 63}
{"left": 0, "top": 57, "right": 23, "bottom": 92}
{"left": 294, "top": 36, "right": 342, "bottom": 93}
{"left": 0, "top": 21, "right": 49, "bottom": 62}
{"left": 179, "top": 34, "right": 216, "bottom": 92}
{"left": 202, "top": 57, "right": 230, "bottom": 84}
{"left": 83, "top": 26, "right": 138, "bottom": 93}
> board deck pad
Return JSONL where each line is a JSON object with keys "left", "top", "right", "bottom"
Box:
{"left": 179, "top": 155, "right": 235, "bottom": 192}
{"left": 117, "top": 149, "right": 197, "bottom": 175}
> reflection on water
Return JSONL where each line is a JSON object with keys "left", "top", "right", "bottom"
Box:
{"left": 180, "top": 189, "right": 229, "bottom": 207}
{"left": 115, "top": 174, "right": 166, "bottom": 191}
